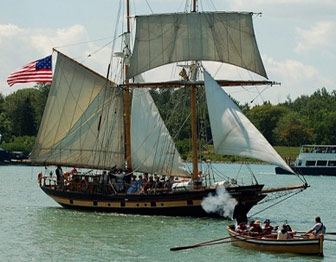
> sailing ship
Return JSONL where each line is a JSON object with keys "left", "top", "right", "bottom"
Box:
{"left": 30, "top": 0, "right": 307, "bottom": 217}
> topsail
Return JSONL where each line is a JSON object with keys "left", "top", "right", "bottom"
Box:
{"left": 127, "top": 12, "right": 267, "bottom": 79}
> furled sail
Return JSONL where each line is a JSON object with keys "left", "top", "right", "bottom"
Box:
{"left": 127, "top": 12, "right": 267, "bottom": 79}
{"left": 131, "top": 88, "right": 189, "bottom": 177}
{"left": 30, "top": 51, "right": 125, "bottom": 169}
{"left": 203, "top": 70, "right": 293, "bottom": 173}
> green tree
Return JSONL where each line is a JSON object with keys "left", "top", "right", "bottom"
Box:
{"left": 286, "top": 88, "right": 336, "bottom": 126}
{"left": 4, "top": 89, "right": 38, "bottom": 136}
{"left": 0, "top": 112, "right": 12, "bottom": 142}
{"left": 274, "top": 112, "right": 314, "bottom": 146}
{"left": 315, "top": 112, "right": 336, "bottom": 144}
{"left": 31, "top": 83, "right": 50, "bottom": 126}
{"left": 246, "top": 103, "right": 289, "bottom": 145}
{"left": 0, "top": 136, "right": 35, "bottom": 155}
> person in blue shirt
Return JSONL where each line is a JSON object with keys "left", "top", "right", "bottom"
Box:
{"left": 127, "top": 175, "right": 138, "bottom": 194}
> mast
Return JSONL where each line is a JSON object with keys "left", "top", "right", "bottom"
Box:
{"left": 191, "top": 0, "right": 198, "bottom": 183}
{"left": 191, "top": 81, "right": 198, "bottom": 182}
{"left": 125, "top": 0, "right": 132, "bottom": 170}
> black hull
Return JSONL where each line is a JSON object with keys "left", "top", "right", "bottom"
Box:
{"left": 275, "top": 166, "right": 336, "bottom": 176}
{"left": 41, "top": 185, "right": 266, "bottom": 217}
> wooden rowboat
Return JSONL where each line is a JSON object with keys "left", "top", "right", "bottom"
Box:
{"left": 227, "top": 225, "right": 324, "bottom": 256}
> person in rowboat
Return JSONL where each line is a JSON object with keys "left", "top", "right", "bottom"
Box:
{"left": 262, "top": 219, "right": 276, "bottom": 235}
{"left": 277, "top": 224, "right": 296, "bottom": 240}
{"left": 235, "top": 223, "right": 248, "bottom": 234}
{"left": 249, "top": 220, "right": 263, "bottom": 236}
{"left": 303, "top": 216, "right": 326, "bottom": 237}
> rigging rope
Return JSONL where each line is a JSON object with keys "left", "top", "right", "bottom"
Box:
{"left": 53, "top": 36, "right": 117, "bottom": 49}
{"left": 246, "top": 164, "right": 258, "bottom": 184}
{"left": 248, "top": 188, "right": 305, "bottom": 218}
{"left": 145, "top": 0, "right": 154, "bottom": 13}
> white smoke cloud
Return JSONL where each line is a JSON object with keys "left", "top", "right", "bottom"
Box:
{"left": 201, "top": 187, "right": 238, "bottom": 218}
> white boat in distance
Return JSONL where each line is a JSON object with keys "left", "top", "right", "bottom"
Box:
{"left": 276, "top": 145, "right": 336, "bottom": 176}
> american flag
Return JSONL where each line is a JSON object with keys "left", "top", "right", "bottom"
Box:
{"left": 7, "top": 55, "right": 52, "bottom": 87}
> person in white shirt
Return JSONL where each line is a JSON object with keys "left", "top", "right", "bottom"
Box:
{"left": 303, "top": 216, "right": 326, "bottom": 237}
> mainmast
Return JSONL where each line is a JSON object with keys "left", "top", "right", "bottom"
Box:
{"left": 191, "top": 0, "right": 198, "bottom": 184}
{"left": 125, "top": 0, "right": 132, "bottom": 170}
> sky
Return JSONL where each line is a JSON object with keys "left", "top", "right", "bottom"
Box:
{"left": 0, "top": 0, "right": 335, "bottom": 105}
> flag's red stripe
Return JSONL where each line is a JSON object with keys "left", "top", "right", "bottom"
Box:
{"left": 7, "top": 59, "right": 52, "bottom": 87}
{"left": 8, "top": 76, "right": 53, "bottom": 82}
{"left": 7, "top": 71, "right": 52, "bottom": 80}
{"left": 8, "top": 69, "right": 52, "bottom": 77}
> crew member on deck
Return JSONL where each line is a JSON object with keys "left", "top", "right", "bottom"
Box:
{"left": 70, "top": 167, "right": 78, "bottom": 174}
{"left": 55, "top": 165, "right": 64, "bottom": 189}
{"left": 114, "top": 170, "right": 125, "bottom": 192}
{"left": 127, "top": 175, "right": 138, "bottom": 194}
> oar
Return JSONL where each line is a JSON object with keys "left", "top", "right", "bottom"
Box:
{"left": 295, "top": 231, "right": 336, "bottom": 235}
{"left": 324, "top": 232, "right": 336, "bottom": 235}
{"left": 197, "top": 238, "right": 249, "bottom": 246}
{"left": 170, "top": 236, "right": 232, "bottom": 251}
{"left": 325, "top": 238, "right": 336, "bottom": 241}
{"left": 170, "top": 236, "right": 251, "bottom": 251}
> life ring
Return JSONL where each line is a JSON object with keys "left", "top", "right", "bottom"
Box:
{"left": 80, "top": 179, "right": 88, "bottom": 192}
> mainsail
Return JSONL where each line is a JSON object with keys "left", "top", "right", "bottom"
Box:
{"left": 30, "top": 52, "right": 125, "bottom": 169}
{"left": 131, "top": 88, "right": 189, "bottom": 177}
{"left": 203, "top": 70, "right": 293, "bottom": 173}
{"left": 127, "top": 12, "right": 267, "bottom": 79}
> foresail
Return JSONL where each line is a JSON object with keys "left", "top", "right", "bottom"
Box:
{"left": 30, "top": 52, "right": 125, "bottom": 169}
{"left": 131, "top": 88, "right": 189, "bottom": 177}
{"left": 203, "top": 70, "right": 293, "bottom": 173}
{"left": 127, "top": 12, "right": 267, "bottom": 79}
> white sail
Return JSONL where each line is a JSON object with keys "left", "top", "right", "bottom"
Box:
{"left": 131, "top": 88, "right": 189, "bottom": 177}
{"left": 127, "top": 12, "right": 267, "bottom": 79}
{"left": 30, "top": 52, "right": 125, "bottom": 169}
{"left": 203, "top": 70, "right": 293, "bottom": 173}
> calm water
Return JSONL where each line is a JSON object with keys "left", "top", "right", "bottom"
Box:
{"left": 0, "top": 164, "right": 335, "bottom": 262}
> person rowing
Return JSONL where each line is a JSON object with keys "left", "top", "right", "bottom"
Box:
{"left": 303, "top": 216, "right": 326, "bottom": 237}
{"left": 262, "top": 219, "right": 273, "bottom": 235}
{"left": 249, "top": 220, "right": 263, "bottom": 236}
{"left": 277, "top": 224, "right": 296, "bottom": 240}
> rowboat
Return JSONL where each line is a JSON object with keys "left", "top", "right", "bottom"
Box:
{"left": 227, "top": 225, "right": 324, "bottom": 256}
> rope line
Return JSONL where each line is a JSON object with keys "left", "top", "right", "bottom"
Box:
{"left": 249, "top": 188, "right": 305, "bottom": 218}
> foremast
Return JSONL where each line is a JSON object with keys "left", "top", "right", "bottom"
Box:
{"left": 123, "top": 0, "right": 200, "bottom": 182}
{"left": 191, "top": 0, "right": 199, "bottom": 185}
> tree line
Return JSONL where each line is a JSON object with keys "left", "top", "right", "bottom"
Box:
{"left": 0, "top": 83, "right": 335, "bottom": 156}
{"left": 0, "top": 84, "right": 49, "bottom": 154}
{"left": 151, "top": 86, "right": 336, "bottom": 158}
